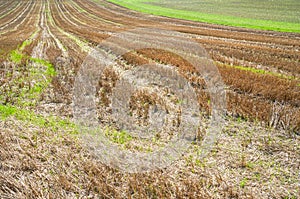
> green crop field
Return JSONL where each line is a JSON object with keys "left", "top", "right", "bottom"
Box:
{"left": 107, "top": 0, "right": 300, "bottom": 32}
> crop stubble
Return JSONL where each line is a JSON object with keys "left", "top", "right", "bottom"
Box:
{"left": 0, "top": 0, "right": 299, "bottom": 197}
{"left": 1, "top": 0, "right": 299, "bottom": 132}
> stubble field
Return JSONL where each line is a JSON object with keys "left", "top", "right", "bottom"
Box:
{"left": 0, "top": 0, "right": 299, "bottom": 198}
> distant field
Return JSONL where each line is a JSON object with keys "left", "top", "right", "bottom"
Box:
{"left": 107, "top": 0, "right": 300, "bottom": 32}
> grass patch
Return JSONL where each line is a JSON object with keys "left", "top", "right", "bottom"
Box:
{"left": 19, "top": 40, "right": 32, "bottom": 51}
{"left": 104, "top": 127, "right": 133, "bottom": 145}
{"left": 0, "top": 104, "right": 78, "bottom": 133}
{"left": 239, "top": 178, "right": 247, "bottom": 188}
{"left": 220, "top": 63, "right": 298, "bottom": 80}
{"left": 30, "top": 57, "right": 57, "bottom": 76}
{"left": 10, "top": 50, "right": 23, "bottom": 64}
{"left": 2, "top": 54, "right": 56, "bottom": 107}
{"left": 107, "top": 0, "right": 300, "bottom": 33}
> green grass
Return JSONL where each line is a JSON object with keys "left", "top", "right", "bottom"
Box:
{"left": 4, "top": 50, "right": 56, "bottom": 107}
{"left": 221, "top": 63, "right": 299, "bottom": 81}
{"left": 105, "top": 127, "right": 133, "bottom": 145}
{"left": 30, "top": 57, "right": 57, "bottom": 76}
{"left": 239, "top": 178, "right": 247, "bottom": 188}
{"left": 0, "top": 104, "right": 78, "bottom": 133}
{"left": 12, "top": 59, "right": 55, "bottom": 106}
{"left": 7, "top": 30, "right": 57, "bottom": 105}
{"left": 19, "top": 30, "right": 39, "bottom": 51}
{"left": 10, "top": 50, "right": 23, "bottom": 64}
{"left": 106, "top": 0, "right": 300, "bottom": 33}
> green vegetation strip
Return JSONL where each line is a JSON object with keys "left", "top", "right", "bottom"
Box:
{"left": 220, "top": 63, "right": 299, "bottom": 81}
{"left": 0, "top": 104, "right": 136, "bottom": 147}
{"left": 106, "top": 0, "right": 300, "bottom": 33}
{"left": 0, "top": 104, "right": 78, "bottom": 133}
{"left": 10, "top": 50, "right": 23, "bottom": 64}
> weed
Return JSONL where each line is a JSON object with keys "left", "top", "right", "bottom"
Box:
{"left": 239, "top": 178, "right": 247, "bottom": 188}
{"left": 30, "top": 57, "right": 57, "bottom": 76}
{"left": 19, "top": 40, "right": 32, "bottom": 51}
{"left": 10, "top": 50, "right": 23, "bottom": 64}
{"left": 282, "top": 194, "right": 298, "bottom": 199}
{"left": 0, "top": 104, "right": 78, "bottom": 134}
{"left": 1, "top": 55, "right": 57, "bottom": 107}
{"left": 254, "top": 172, "right": 261, "bottom": 181}
{"left": 222, "top": 63, "right": 297, "bottom": 80}
{"left": 105, "top": 128, "right": 133, "bottom": 145}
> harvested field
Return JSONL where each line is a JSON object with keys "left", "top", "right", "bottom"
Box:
{"left": 0, "top": 0, "right": 299, "bottom": 198}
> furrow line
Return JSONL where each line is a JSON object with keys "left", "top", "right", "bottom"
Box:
{"left": 71, "top": 0, "right": 123, "bottom": 26}
{"left": 0, "top": 0, "right": 37, "bottom": 36}
{"left": 47, "top": 0, "right": 91, "bottom": 53}
{"left": 59, "top": 0, "right": 118, "bottom": 34}
{"left": 0, "top": 1, "right": 14, "bottom": 15}
{"left": 0, "top": 0, "right": 22, "bottom": 21}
